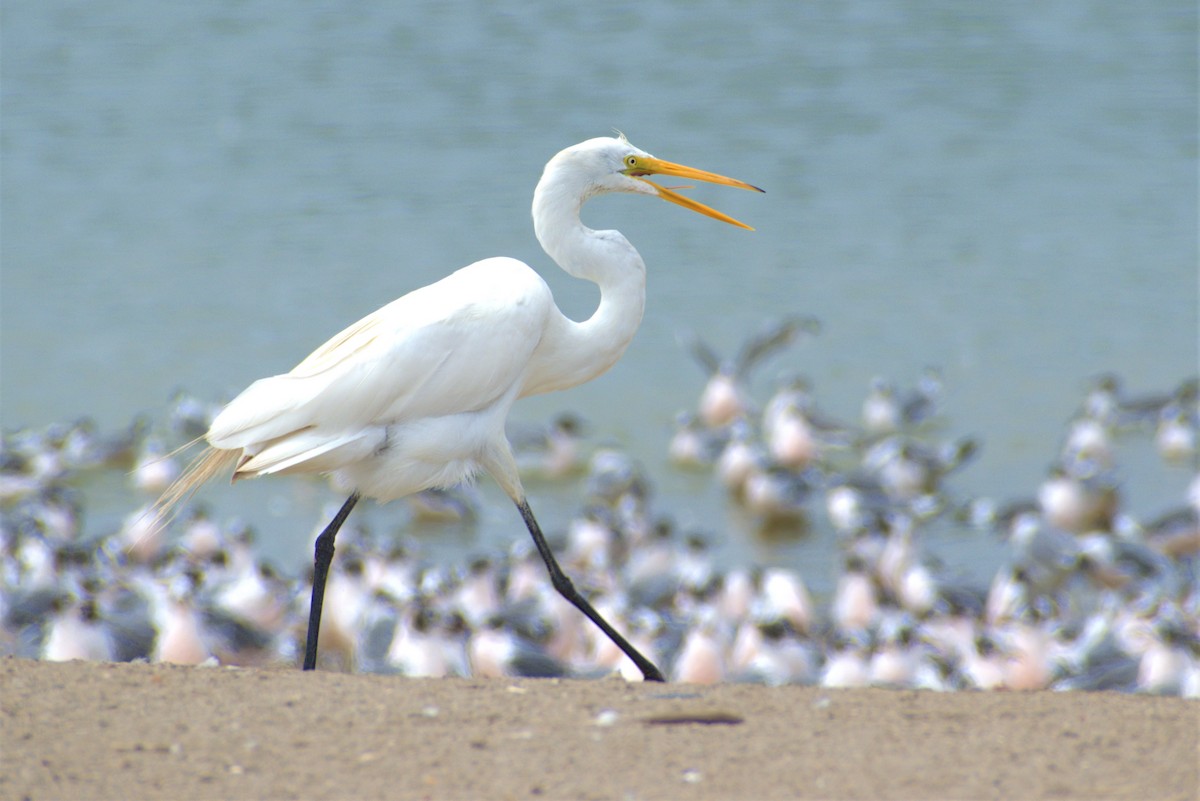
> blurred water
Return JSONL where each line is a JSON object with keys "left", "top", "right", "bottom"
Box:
{"left": 3, "top": 1, "right": 1196, "bottom": 594}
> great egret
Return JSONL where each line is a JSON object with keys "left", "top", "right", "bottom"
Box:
{"left": 157, "top": 134, "right": 762, "bottom": 681}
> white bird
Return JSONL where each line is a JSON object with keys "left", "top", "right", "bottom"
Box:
{"left": 157, "top": 134, "right": 761, "bottom": 681}
{"left": 682, "top": 316, "right": 819, "bottom": 429}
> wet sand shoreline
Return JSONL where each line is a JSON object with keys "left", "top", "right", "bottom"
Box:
{"left": 4, "top": 657, "right": 1196, "bottom": 801}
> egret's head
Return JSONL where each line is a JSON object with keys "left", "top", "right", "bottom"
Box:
{"left": 549, "top": 135, "right": 764, "bottom": 230}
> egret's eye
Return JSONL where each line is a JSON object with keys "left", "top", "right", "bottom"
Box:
{"left": 622, "top": 155, "right": 647, "bottom": 175}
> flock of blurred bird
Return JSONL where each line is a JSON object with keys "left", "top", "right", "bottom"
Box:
{"left": 2, "top": 316, "right": 1198, "bottom": 694}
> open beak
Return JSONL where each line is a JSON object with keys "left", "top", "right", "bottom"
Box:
{"left": 624, "top": 156, "right": 764, "bottom": 230}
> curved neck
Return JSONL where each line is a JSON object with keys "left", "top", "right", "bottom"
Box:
{"left": 523, "top": 178, "right": 647, "bottom": 397}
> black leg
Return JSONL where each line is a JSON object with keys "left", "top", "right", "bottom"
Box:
{"left": 516, "top": 498, "right": 665, "bottom": 682}
{"left": 303, "top": 493, "right": 360, "bottom": 671}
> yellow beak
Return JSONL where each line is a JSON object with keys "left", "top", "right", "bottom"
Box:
{"left": 624, "top": 155, "right": 764, "bottom": 230}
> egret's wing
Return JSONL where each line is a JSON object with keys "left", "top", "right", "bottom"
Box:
{"left": 232, "top": 428, "right": 380, "bottom": 476}
{"left": 208, "top": 258, "right": 551, "bottom": 453}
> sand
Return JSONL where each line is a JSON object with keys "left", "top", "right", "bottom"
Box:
{"left": 2, "top": 657, "right": 1196, "bottom": 801}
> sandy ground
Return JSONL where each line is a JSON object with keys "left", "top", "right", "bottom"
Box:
{"left": 3, "top": 657, "right": 1196, "bottom": 801}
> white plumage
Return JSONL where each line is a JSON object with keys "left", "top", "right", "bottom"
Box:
{"left": 159, "top": 134, "right": 761, "bottom": 679}
{"left": 211, "top": 257, "right": 550, "bottom": 499}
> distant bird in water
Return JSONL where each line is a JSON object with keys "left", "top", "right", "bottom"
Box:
{"left": 509, "top": 412, "right": 589, "bottom": 479}
{"left": 680, "top": 316, "right": 820, "bottom": 428}
{"left": 154, "top": 135, "right": 763, "bottom": 681}
{"left": 861, "top": 368, "right": 943, "bottom": 435}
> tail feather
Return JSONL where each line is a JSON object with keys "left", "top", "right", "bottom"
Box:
{"left": 146, "top": 445, "right": 241, "bottom": 532}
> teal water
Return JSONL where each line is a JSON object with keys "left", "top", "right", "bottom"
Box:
{"left": 3, "top": 1, "right": 1196, "bottom": 592}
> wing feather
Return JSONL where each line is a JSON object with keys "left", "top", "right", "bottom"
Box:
{"left": 208, "top": 258, "right": 552, "bottom": 454}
